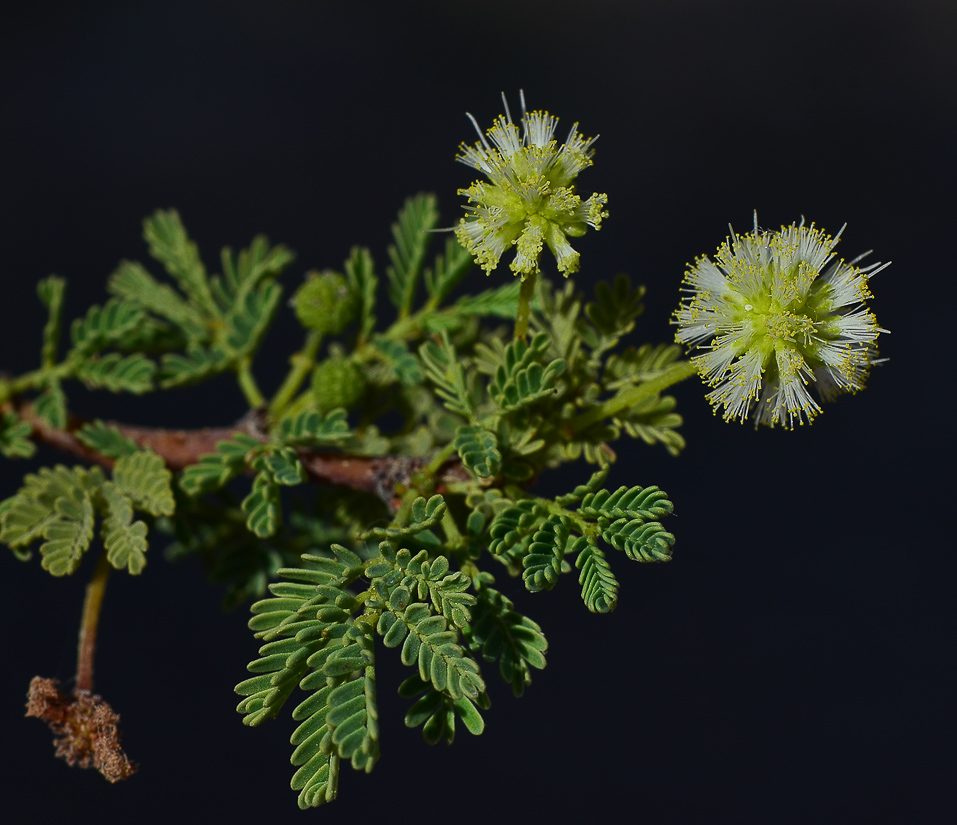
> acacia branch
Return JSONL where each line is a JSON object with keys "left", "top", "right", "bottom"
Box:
{"left": 7, "top": 399, "right": 466, "bottom": 503}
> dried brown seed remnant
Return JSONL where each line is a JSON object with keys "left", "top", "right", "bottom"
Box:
{"left": 25, "top": 676, "right": 137, "bottom": 783}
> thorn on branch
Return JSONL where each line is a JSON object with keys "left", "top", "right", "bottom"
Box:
{"left": 25, "top": 676, "right": 137, "bottom": 783}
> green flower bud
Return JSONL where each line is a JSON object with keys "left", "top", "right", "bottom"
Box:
{"left": 310, "top": 356, "right": 367, "bottom": 413}
{"left": 292, "top": 271, "right": 357, "bottom": 335}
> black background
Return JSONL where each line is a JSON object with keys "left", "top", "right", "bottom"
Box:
{"left": 1, "top": 1, "right": 953, "bottom": 822}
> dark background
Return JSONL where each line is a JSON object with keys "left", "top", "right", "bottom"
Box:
{"left": 1, "top": 1, "right": 953, "bottom": 822}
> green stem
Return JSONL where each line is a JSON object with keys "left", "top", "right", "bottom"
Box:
{"left": 424, "top": 442, "right": 457, "bottom": 477}
{"left": 569, "top": 359, "right": 700, "bottom": 435}
{"left": 514, "top": 271, "right": 537, "bottom": 341}
{"left": 268, "top": 331, "right": 323, "bottom": 419}
{"left": 235, "top": 357, "right": 266, "bottom": 409}
{"left": 4, "top": 361, "right": 73, "bottom": 398}
{"left": 76, "top": 552, "right": 112, "bottom": 694}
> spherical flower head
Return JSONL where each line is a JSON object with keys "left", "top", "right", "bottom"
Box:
{"left": 673, "top": 215, "right": 888, "bottom": 428}
{"left": 455, "top": 92, "right": 609, "bottom": 278}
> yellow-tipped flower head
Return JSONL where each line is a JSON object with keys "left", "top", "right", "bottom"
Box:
{"left": 455, "top": 92, "right": 608, "bottom": 278}
{"left": 673, "top": 215, "right": 888, "bottom": 428}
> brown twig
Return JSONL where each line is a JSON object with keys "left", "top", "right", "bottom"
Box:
{"left": 6, "top": 399, "right": 469, "bottom": 507}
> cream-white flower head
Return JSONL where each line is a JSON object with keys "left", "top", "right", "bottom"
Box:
{"left": 674, "top": 215, "right": 888, "bottom": 428}
{"left": 455, "top": 92, "right": 608, "bottom": 278}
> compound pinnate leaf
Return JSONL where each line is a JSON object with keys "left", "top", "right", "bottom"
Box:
{"left": 159, "top": 348, "right": 229, "bottom": 388}
{"left": 362, "top": 495, "right": 446, "bottom": 541}
{"left": 343, "top": 246, "right": 377, "bottom": 344}
{"left": 75, "top": 421, "right": 139, "bottom": 459}
{"left": 99, "top": 482, "right": 149, "bottom": 574}
{"left": 575, "top": 538, "right": 619, "bottom": 613}
{"left": 40, "top": 493, "right": 96, "bottom": 576}
{"left": 143, "top": 209, "right": 218, "bottom": 318}
{"left": 522, "top": 514, "right": 570, "bottom": 592}
{"left": 600, "top": 517, "right": 675, "bottom": 563}
{"left": 386, "top": 193, "right": 438, "bottom": 317}
{"left": 242, "top": 474, "right": 282, "bottom": 538}
{"left": 0, "top": 412, "right": 35, "bottom": 459}
{"left": 70, "top": 299, "right": 146, "bottom": 354}
{"left": 398, "top": 674, "right": 488, "bottom": 745}
{"left": 275, "top": 410, "right": 350, "bottom": 445}
{"left": 75, "top": 353, "right": 156, "bottom": 394}
{"left": 34, "top": 382, "right": 67, "bottom": 430}
{"left": 179, "top": 433, "right": 260, "bottom": 495}
{"left": 419, "top": 332, "right": 474, "bottom": 420}
{"left": 454, "top": 425, "right": 501, "bottom": 479}
{"left": 37, "top": 276, "right": 66, "bottom": 368}
{"left": 579, "top": 485, "right": 674, "bottom": 521}
{"left": 223, "top": 283, "right": 282, "bottom": 356}
{"left": 466, "top": 585, "right": 547, "bottom": 697}
{"left": 112, "top": 450, "right": 175, "bottom": 516}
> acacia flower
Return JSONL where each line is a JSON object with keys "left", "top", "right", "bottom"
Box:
{"left": 673, "top": 216, "right": 888, "bottom": 428}
{"left": 455, "top": 92, "right": 608, "bottom": 278}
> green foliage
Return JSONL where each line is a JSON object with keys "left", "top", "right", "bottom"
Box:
{"left": 386, "top": 193, "right": 439, "bottom": 317}
{"left": 37, "top": 276, "right": 67, "bottom": 368}
{"left": 74, "top": 421, "right": 140, "bottom": 459}
{"left": 99, "top": 481, "right": 149, "bottom": 574}
{"left": 454, "top": 424, "right": 501, "bottom": 479}
{"left": 599, "top": 516, "right": 675, "bottom": 563}
{"left": 112, "top": 450, "right": 176, "bottom": 516}
{"left": 398, "top": 674, "right": 488, "bottom": 744}
{"left": 481, "top": 332, "right": 566, "bottom": 414}
{"left": 108, "top": 210, "right": 292, "bottom": 389}
{"left": 420, "top": 331, "right": 475, "bottom": 420}
{"left": 235, "top": 546, "right": 377, "bottom": 807}
{"left": 109, "top": 260, "right": 206, "bottom": 341}
{"left": 2, "top": 194, "right": 700, "bottom": 812}
{"left": 372, "top": 337, "right": 423, "bottom": 385}
{"left": 617, "top": 394, "right": 686, "bottom": 456}
{"left": 605, "top": 343, "right": 683, "bottom": 388}
{"left": 522, "top": 514, "right": 570, "bottom": 592}
{"left": 423, "top": 235, "right": 474, "bottom": 306}
{"left": 0, "top": 451, "right": 174, "bottom": 574}
{"left": 488, "top": 500, "right": 546, "bottom": 567}
{"left": 274, "top": 410, "right": 350, "bottom": 446}
{"left": 375, "top": 599, "right": 484, "bottom": 699}
{"left": 33, "top": 382, "right": 67, "bottom": 430}
{"left": 143, "top": 208, "right": 218, "bottom": 318}
{"left": 584, "top": 273, "right": 645, "bottom": 353}
{"left": 575, "top": 539, "right": 619, "bottom": 613}
{"left": 242, "top": 474, "right": 283, "bottom": 538}
{"left": 579, "top": 484, "right": 674, "bottom": 521}
{"left": 70, "top": 299, "right": 147, "bottom": 355}
{"left": 446, "top": 281, "right": 523, "bottom": 323}
{"left": 343, "top": 246, "right": 378, "bottom": 345}
{"left": 1, "top": 465, "right": 102, "bottom": 574}
{"left": 158, "top": 348, "right": 228, "bottom": 388}
{"left": 0, "top": 412, "right": 35, "bottom": 459}
{"left": 223, "top": 284, "right": 283, "bottom": 357}
{"left": 41, "top": 489, "right": 96, "bottom": 576}
{"left": 178, "top": 433, "right": 260, "bottom": 496}
{"left": 361, "top": 495, "right": 446, "bottom": 542}
{"left": 465, "top": 578, "right": 548, "bottom": 697}
{"left": 217, "top": 234, "right": 296, "bottom": 310}
{"left": 75, "top": 353, "right": 156, "bottom": 394}
{"left": 364, "top": 544, "right": 474, "bottom": 628}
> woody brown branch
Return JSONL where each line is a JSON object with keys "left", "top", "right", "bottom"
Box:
{"left": 6, "top": 398, "right": 467, "bottom": 503}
